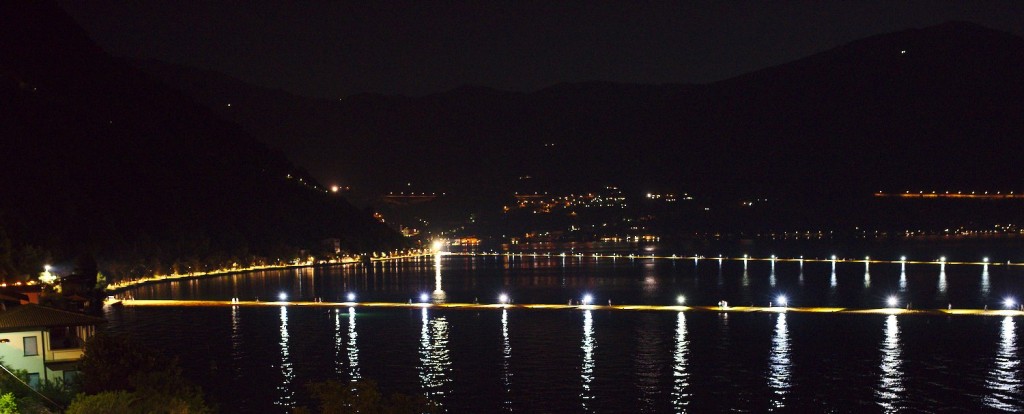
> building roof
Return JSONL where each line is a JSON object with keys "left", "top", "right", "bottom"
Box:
{"left": 0, "top": 305, "right": 105, "bottom": 332}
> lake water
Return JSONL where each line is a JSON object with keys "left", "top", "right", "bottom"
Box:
{"left": 106, "top": 249, "right": 1024, "bottom": 412}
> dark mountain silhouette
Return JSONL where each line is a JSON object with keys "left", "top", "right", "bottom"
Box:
{"left": 0, "top": 2, "right": 403, "bottom": 282}
{"left": 133, "top": 20, "right": 1024, "bottom": 231}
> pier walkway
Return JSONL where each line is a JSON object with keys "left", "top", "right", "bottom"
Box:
{"left": 111, "top": 300, "right": 1024, "bottom": 317}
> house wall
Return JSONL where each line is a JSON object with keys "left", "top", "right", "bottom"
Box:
{"left": 0, "top": 330, "right": 47, "bottom": 380}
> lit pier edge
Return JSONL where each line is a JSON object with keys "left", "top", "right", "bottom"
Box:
{"left": 111, "top": 299, "right": 1024, "bottom": 317}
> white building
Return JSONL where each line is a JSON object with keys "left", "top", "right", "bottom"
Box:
{"left": 0, "top": 304, "right": 104, "bottom": 387}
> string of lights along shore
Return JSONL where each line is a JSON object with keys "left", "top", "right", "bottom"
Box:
{"left": 110, "top": 245, "right": 1024, "bottom": 315}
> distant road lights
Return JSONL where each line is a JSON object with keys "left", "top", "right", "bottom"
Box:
{"left": 886, "top": 296, "right": 899, "bottom": 308}
{"left": 1004, "top": 297, "right": 1017, "bottom": 309}
{"left": 278, "top": 292, "right": 288, "bottom": 301}
{"left": 498, "top": 293, "right": 510, "bottom": 304}
{"left": 676, "top": 295, "right": 686, "bottom": 305}
{"left": 419, "top": 293, "right": 429, "bottom": 303}
{"left": 582, "top": 294, "right": 594, "bottom": 305}
{"left": 346, "top": 292, "right": 356, "bottom": 302}
{"left": 776, "top": 295, "right": 788, "bottom": 307}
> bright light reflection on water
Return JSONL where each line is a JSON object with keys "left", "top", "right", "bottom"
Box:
{"left": 938, "top": 264, "right": 948, "bottom": 298}
{"left": 581, "top": 309, "right": 595, "bottom": 411}
{"left": 275, "top": 306, "right": 294, "bottom": 409}
{"left": 419, "top": 308, "right": 450, "bottom": 408}
{"left": 985, "top": 316, "right": 1021, "bottom": 411}
{"left": 672, "top": 312, "right": 690, "bottom": 412}
{"left": 501, "top": 309, "right": 512, "bottom": 412}
{"left": 334, "top": 310, "right": 343, "bottom": 375}
{"left": 768, "top": 313, "right": 790, "bottom": 411}
{"left": 231, "top": 305, "right": 242, "bottom": 379}
{"left": 347, "top": 307, "right": 360, "bottom": 381}
{"left": 981, "top": 265, "right": 990, "bottom": 297}
{"left": 877, "top": 315, "right": 904, "bottom": 413}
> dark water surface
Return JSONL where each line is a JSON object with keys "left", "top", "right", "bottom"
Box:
{"left": 108, "top": 252, "right": 1024, "bottom": 412}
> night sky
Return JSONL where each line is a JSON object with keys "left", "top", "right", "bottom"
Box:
{"left": 58, "top": 1, "right": 1024, "bottom": 99}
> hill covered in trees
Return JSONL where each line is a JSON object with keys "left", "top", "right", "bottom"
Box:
{"left": 0, "top": 2, "right": 404, "bottom": 282}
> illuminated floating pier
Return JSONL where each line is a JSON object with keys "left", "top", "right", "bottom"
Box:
{"left": 451, "top": 252, "right": 1007, "bottom": 266}
{"left": 112, "top": 300, "right": 1024, "bottom": 317}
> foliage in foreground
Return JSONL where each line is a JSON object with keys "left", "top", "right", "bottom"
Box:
{"left": 292, "top": 380, "right": 437, "bottom": 414}
{"left": 67, "top": 333, "right": 212, "bottom": 414}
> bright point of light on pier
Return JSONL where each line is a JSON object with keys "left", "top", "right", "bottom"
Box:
{"left": 582, "top": 294, "right": 593, "bottom": 305}
{"left": 900, "top": 256, "right": 907, "bottom": 261}
{"left": 498, "top": 293, "right": 509, "bottom": 304}
{"left": 419, "top": 293, "right": 429, "bottom": 302}
{"left": 346, "top": 292, "right": 356, "bottom": 302}
{"left": 776, "top": 295, "right": 788, "bottom": 307}
{"left": 886, "top": 296, "right": 898, "bottom": 307}
{"left": 939, "top": 256, "right": 946, "bottom": 262}
{"left": 278, "top": 292, "right": 288, "bottom": 301}
{"left": 1004, "top": 297, "right": 1017, "bottom": 309}
{"left": 831, "top": 255, "right": 837, "bottom": 261}
{"left": 676, "top": 295, "right": 686, "bottom": 305}
{"left": 983, "top": 257, "right": 990, "bottom": 263}
{"left": 431, "top": 240, "right": 443, "bottom": 252}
